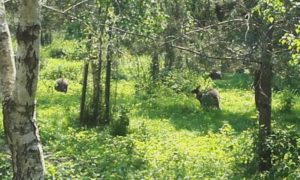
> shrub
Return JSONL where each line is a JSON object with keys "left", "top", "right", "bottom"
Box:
{"left": 41, "top": 35, "right": 87, "bottom": 60}
{"left": 0, "top": 153, "right": 11, "bottom": 178}
{"left": 39, "top": 59, "right": 83, "bottom": 81}
{"left": 278, "top": 89, "right": 296, "bottom": 112}
{"left": 110, "top": 107, "right": 130, "bottom": 136}
{"left": 268, "top": 127, "right": 300, "bottom": 178}
{"left": 159, "top": 70, "right": 214, "bottom": 94}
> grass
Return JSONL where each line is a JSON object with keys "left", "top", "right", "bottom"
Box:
{"left": 0, "top": 57, "right": 299, "bottom": 179}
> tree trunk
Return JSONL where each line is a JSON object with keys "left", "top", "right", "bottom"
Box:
{"left": 256, "top": 25, "right": 273, "bottom": 172}
{"left": 165, "top": 43, "right": 175, "bottom": 70}
{"left": 0, "top": 3, "right": 15, "bottom": 100}
{"left": 41, "top": 29, "right": 52, "bottom": 46}
{"left": 80, "top": 61, "right": 89, "bottom": 124}
{"left": 104, "top": 26, "right": 113, "bottom": 124}
{"left": 91, "top": 4, "right": 108, "bottom": 125}
{"left": 91, "top": 44, "right": 103, "bottom": 125}
{"left": 0, "top": 0, "right": 45, "bottom": 178}
{"left": 151, "top": 50, "right": 159, "bottom": 82}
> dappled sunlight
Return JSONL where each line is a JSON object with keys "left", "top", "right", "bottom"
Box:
{"left": 1, "top": 50, "right": 299, "bottom": 179}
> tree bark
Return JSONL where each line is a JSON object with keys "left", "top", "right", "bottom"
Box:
{"left": 0, "top": 2, "right": 15, "bottom": 100}
{"left": 164, "top": 43, "right": 175, "bottom": 70}
{"left": 91, "top": 45, "right": 102, "bottom": 125}
{"left": 255, "top": 24, "right": 273, "bottom": 172}
{"left": 80, "top": 61, "right": 89, "bottom": 124}
{"left": 104, "top": 26, "right": 113, "bottom": 124}
{"left": 151, "top": 49, "right": 159, "bottom": 82}
{"left": 0, "top": 0, "right": 45, "bottom": 178}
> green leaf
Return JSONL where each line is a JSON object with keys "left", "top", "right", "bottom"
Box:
{"left": 268, "top": 16, "right": 274, "bottom": 23}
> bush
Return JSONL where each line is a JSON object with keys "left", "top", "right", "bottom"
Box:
{"left": 110, "top": 107, "right": 130, "bottom": 136}
{"left": 159, "top": 70, "right": 214, "bottom": 94}
{"left": 0, "top": 153, "right": 11, "bottom": 178}
{"left": 39, "top": 59, "right": 83, "bottom": 81}
{"left": 273, "top": 65, "right": 300, "bottom": 93}
{"left": 278, "top": 89, "right": 297, "bottom": 112}
{"left": 269, "top": 127, "right": 300, "bottom": 178}
{"left": 41, "top": 35, "right": 87, "bottom": 60}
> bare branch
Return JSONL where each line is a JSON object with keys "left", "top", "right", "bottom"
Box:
{"left": 187, "top": 19, "right": 246, "bottom": 35}
{"left": 113, "top": 26, "right": 155, "bottom": 41}
{"left": 161, "top": 19, "right": 247, "bottom": 46}
{"left": 170, "top": 44, "right": 259, "bottom": 63}
{"left": 42, "top": 4, "right": 76, "bottom": 19}
{"left": 41, "top": 4, "right": 156, "bottom": 41}
{"left": 63, "top": 0, "right": 89, "bottom": 13}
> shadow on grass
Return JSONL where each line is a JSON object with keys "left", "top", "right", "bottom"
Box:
{"left": 272, "top": 109, "right": 300, "bottom": 130}
{"left": 135, "top": 98, "right": 257, "bottom": 134}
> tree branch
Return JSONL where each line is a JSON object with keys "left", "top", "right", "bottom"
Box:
{"left": 41, "top": 4, "right": 156, "bottom": 41}
{"left": 63, "top": 0, "right": 89, "bottom": 13}
{"left": 161, "top": 19, "right": 247, "bottom": 46}
{"left": 171, "top": 44, "right": 260, "bottom": 63}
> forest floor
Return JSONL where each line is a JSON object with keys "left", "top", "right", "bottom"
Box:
{"left": 0, "top": 59, "right": 300, "bottom": 179}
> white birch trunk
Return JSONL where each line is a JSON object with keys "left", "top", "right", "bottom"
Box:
{"left": 0, "top": 1, "right": 15, "bottom": 100}
{"left": 0, "top": 0, "right": 45, "bottom": 179}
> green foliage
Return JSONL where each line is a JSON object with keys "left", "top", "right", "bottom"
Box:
{"left": 277, "top": 89, "right": 297, "bottom": 112}
{"left": 273, "top": 63, "right": 300, "bottom": 93}
{"left": 215, "top": 73, "right": 253, "bottom": 90}
{"left": 110, "top": 107, "right": 130, "bottom": 136}
{"left": 280, "top": 30, "right": 300, "bottom": 64}
{"left": 242, "top": 125, "right": 300, "bottom": 179}
{"left": 41, "top": 35, "right": 86, "bottom": 60}
{"left": 159, "top": 69, "right": 214, "bottom": 94}
{"left": 0, "top": 111, "right": 10, "bottom": 178}
{"left": 39, "top": 59, "right": 83, "bottom": 81}
{"left": 268, "top": 126, "right": 300, "bottom": 178}
{"left": 1, "top": 52, "right": 300, "bottom": 179}
{"left": 43, "top": 128, "right": 148, "bottom": 179}
{"left": 0, "top": 153, "right": 11, "bottom": 179}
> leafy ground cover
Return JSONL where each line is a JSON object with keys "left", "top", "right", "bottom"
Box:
{"left": 0, "top": 58, "right": 299, "bottom": 179}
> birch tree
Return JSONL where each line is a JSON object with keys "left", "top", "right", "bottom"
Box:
{"left": 0, "top": 0, "right": 45, "bottom": 178}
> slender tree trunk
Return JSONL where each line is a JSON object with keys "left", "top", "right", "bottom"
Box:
{"left": 0, "top": 3, "right": 15, "bottom": 100}
{"left": 254, "top": 69, "right": 260, "bottom": 110}
{"left": 91, "top": 43, "right": 102, "bottom": 125}
{"left": 151, "top": 49, "right": 159, "bottom": 82}
{"left": 41, "top": 28, "right": 44, "bottom": 46}
{"left": 0, "top": 0, "right": 45, "bottom": 178}
{"left": 165, "top": 43, "right": 175, "bottom": 70}
{"left": 91, "top": 4, "right": 109, "bottom": 125}
{"left": 104, "top": 26, "right": 113, "bottom": 124}
{"left": 0, "top": 1, "right": 16, "bottom": 139}
{"left": 256, "top": 25, "right": 273, "bottom": 172}
{"left": 80, "top": 34, "right": 93, "bottom": 126}
{"left": 80, "top": 61, "right": 89, "bottom": 124}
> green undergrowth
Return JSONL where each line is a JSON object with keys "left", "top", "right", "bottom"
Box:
{"left": 0, "top": 57, "right": 300, "bottom": 179}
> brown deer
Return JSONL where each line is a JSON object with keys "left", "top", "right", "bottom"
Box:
{"left": 54, "top": 78, "right": 68, "bottom": 93}
{"left": 191, "top": 86, "right": 221, "bottom": 109}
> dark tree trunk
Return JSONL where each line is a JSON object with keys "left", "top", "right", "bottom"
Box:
{"left": 255, "top": 25, "right": 273, "bottom": 172}
{"left": 104, "top": 26, "right": 113, "bottom": 124}
{"left": 91, "top": 42, "right": 103, "bottom": 125}
{"left": 80, "top": 62, "right": 89, "bottom": 124}
{"left": 41, "top": 29, "right": 52, "bottom": 46}
{"left": 254, "top": 69, "right": 260, "bottom": 110}
{"left": 151, "top": 50, "right": 159, "bottom": 82}
{"left": 165, "top": 43, "right": 175, "bottom": 70}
